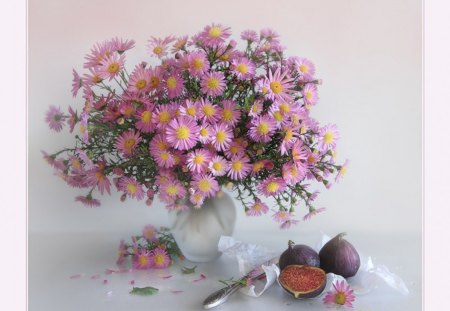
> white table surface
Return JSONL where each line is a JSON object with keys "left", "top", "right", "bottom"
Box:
{"left": 29, "top": 230, "right": 421, "bottom": 311}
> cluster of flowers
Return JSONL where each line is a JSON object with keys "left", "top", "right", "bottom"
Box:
{"left": 44, "top": 24, "right": 348, "bottom": 228}
{"left": 117, "top": 225, "right": 183, "bottom": 269}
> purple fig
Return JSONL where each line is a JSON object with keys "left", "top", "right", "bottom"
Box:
{"left": 278, "top": 265, "right": 327, "bottom": 299}
{"left": 279, "top": 240, "right": 320, "bottom": 271}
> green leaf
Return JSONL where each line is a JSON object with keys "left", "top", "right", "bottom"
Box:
{"left": 129, "top": 286, "right": 159, "bottom": 296}
{"left": 181, "top": 265, "right": 197, "bottom": 274}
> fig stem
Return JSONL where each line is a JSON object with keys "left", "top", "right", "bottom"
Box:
{"left": 288, "top": 240, "right": 295, "bottom": 248}
{"left": 337, "top": 232, "right": 347, "bottom": 240}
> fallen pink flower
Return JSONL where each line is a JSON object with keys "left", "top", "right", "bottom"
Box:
{"left": 193, "top": 273, "right": 207, "bottom": 283}
{"left": 70, "top": 274, "right": 83, "bottom": 279}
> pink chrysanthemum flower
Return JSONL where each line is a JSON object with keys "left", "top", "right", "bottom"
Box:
{"left": 241, "top": 30, "right": 258, "bottom": 42}
{"left": 323, "top": 280, "right": 356, "bottom": 308}
{"left": 272, "top": 210, "right": 294, "bottom": 223}
{"left": 201, "top": 72, "right": 226, "bottom": 97}
{"left": 220, "top": 100, "right": 241, "bottom": 127}
{"left": 153, "top": 148, "right": 176, "bottom": 169}
{"left": 166, "top": 116, "right": 200, "bottom": 150}
{"left": 190, "top": 192, "right": 205, "bottom": 207}
{"left": 98, "top": 53, "right": 125, "bottom": 81}
{"left": 262, "top": 68, "right": 294, "bottom": 101}
{"left": 280, "top": 218, "right": 300, "bottom": 229}
{"left": 75, "top": 194, "right": 101, "bottom": 208}
{"left": 198, "top": 99, "right": 221, "bottom": 123}
{"left": 246, "top": 199, "right": 269, "bottom": 216}
{"left": 127, "top": 65, "right": 151, "bottom": 94}
{"left": 282, "top": 161, "right": 307, "bottom": 185}
{"left": 295, "top": 58, "right": 316, "bottom": 80}
{"left": 292, "top": 139, "right": 310, "bottom": 163}
{"left": 335, "top": 159, "right": 349, "bottom": 182}
{"left": 248, "top": 100, "right": 263, "bottom": 118}
{"left": 148, "top": 66, "right": 163, "bottom": 91}
{"left": 165, "top": 72, "right": 185, "bottom": 98}
{"left": 303, "top": 207, "right": 326, "bottom": 221}
{"left": 231, "top": 57, "right": 256, "bottom": 80}
{"left": 150, "top": 247, "right": 171, "bottom": 269}
{"left": 171, "top": 35, "right": 188, "bottom": 53}
{"left": 258, "top": 176, "right": 287, "bottom": 197}
{"left": 228, "top": 155, "right": 251, "bottom": 180}
{"left": 116, "top": 240, "right": 127, "bottom": 265}
{"left": 179, "top": 100, "right": 199, "bottom": 120}
{"left": 260, "top": 28, "right": 280, "bottom": 41}
{"left": 191, "top": 174, "right": 219, "bottom": 198}
{"left": 135, "top": 105, "right": 155, "bottom": 133}
{"left": 200, "top": 23, "right": 232, "bottom": 47}
{"left": 188, "top": 51, "right": 210, "bottom": 77}
{"left": 147, "top": 36, "right": 175, "bottom": 58}
{"left": 118, "top": 176, "right": 145, "bottom": 200}
{"left": 86, "top": 167, "right": 111, "bottom": 195}
{"left": 115, "top": 129, "right": 142, "bottom": 157}
{"left": 208, "top": 155, "right": 229, "bottom": 177}
{"left": 302, "top": 83, "right": 319, "bottom": 106}
{"left": 210, "top": 123, "right": 233, "bottom": 151}
{"left": 134, "top": 249, "right": 153, "bottom": 269}
{"left": 197, "top": 123, "right": 212, "bottom": 144}
{"left": 71, "top": 69, "right": 82, "bottom": 97}
{"left": 45, "top": 105, "right": 65, "bottom": 132}
{"left": 248, "top": 114, "right": 277, "bottom": 143}
{"left": 83, "top": 40, "right": 114, "bottom": 68}
{"left": 142, "top": 224, "right": 158, "bottom": 242}
{"left": 67, "top": 106, "right": 78, "bottom": 133}
{"left": 82, "top": 68, "right": 103, "bottom": 87}
{"left": 159, "top": 178, "right": 186, "bottom": 204}
{"left": 152, "top": 105, "right": 174, "bottom": 129}
{"left": 279, "top": 126, "right": 300, "bottom": 155}
{"left": 186, "top": 149, "right": 212, "bottom": 174}
{"left": 224, "top": 138, "right": 246, "bottom": 159}
{"left": 318, "top": 124, "right": 339, "bottom": 152}
{"left": 110, "top": 37, "right": 135, "bottom": 54}
{"left": 149, "top": 134, "right": 170, "bottom": 158}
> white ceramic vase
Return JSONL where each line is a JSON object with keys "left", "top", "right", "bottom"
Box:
{"left": 168, "top": 192, "right": 237, "bottom": 262}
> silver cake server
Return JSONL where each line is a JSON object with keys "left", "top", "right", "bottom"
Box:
{"left": 202, "top": 256, "right": 279, "bottom": 309}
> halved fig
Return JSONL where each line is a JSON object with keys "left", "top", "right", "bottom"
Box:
{"left": 278, "top": 265, "right": 327, "bottom": 299}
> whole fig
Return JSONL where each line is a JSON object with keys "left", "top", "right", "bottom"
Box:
{"left": 279, "top": 240, "right": 320, "bottom": 270}
{"left": 319, "top": 232, "right": 360, "bottom": 278}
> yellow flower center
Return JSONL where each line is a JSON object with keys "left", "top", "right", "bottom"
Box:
{"left": 279, "top": 103, "right": 291, "bottom": 114}
{"left": 150, "top": 77, "right": 160, "bottom": 88}
{"left": 273, "top": 111, "right": 283, "bottom": 122}
{"left": 107, "top": 63, "right": 120, "bottom": 74}
{"left": 209, "top": 27, "right": 222, "bottom": 38}
{"left": 266, "top": 181, "right": 279, "bottom": 193}
{"left": 158, "top": 111, "right": 171, "bottom": 124}
{"left": 340, "top": 166, "right": 348, "bottom": 177}
{"left": 229, "top": 145, "right": 239, "bottom": 155}
{"left": 216, "top": 131, "right": 226, "bottom": 143}
{"left": 166, "top": 185, "right": 179, "bottom": 196}
{"left": 305, "top": 91, "right": 313, "bottom": 100}
{"left": 153, "top": 46, "right": 163, "bottom": 55}
{"left": 136, "top": 79, "right": 147, "bottom": 90}
{"left": 202, "top": 104, "right": 215, "bottom": 117}
{"left": 154, "top": 254, "right": 165, "bottom": 266}
{"left": 95, "top": 171, "right": 105, "bottom": 182}
{"left": 186, "top": 106, "right": 196, "bottom": 117}
{"left": 160, "top": 152, "right": 170, "bottom": 161}
{"left": 236, "top": 63, "right": 248, "bottom": 74}
{"left": 253, "top": 161, "right": 264, "bottom": 172}
{"left": 270, "top": 81, "right": 282, "bottom": 94}
{"left": 284, "top": 129, "right": 293, "bottom": 141}
{"left": 193, "top": 155, "right": 204, "bottom": 165}
{"left": 231, "top": 160, "right": 243, "bottom": 172}
{"left": 192, "top": 58, "right": 204, "bottom": 70}
{"left": 124, "top": 138, "right": 136, "bottom": 151}
{"left": 198, "top": 179, "right": 212, "bottom": 192}
{"left": 166, "top": 76, "right": 177, "bottom": 90}
{"left": 127, "top": 183, "right": 137, "bottom": 194}
{"left": 261, "top": 86, "right": 268, "bottom": 94}
{"left": 290, "top": 166, "right": 299, "bottom": 176}
{"left": 199, "top": 128, "right": 209, "bottom": 137}
{"left": 138, "top": 255, "right": 149, "bottom": 266}
{"left": 212, "top": 162, "right": 222, "bottom": 171}
{"left": 299, "top": 64, "right": 309, "bottom": 73}
{"left": 220, "top": 53, "right": 230, "bottom": 61}
{"left": 335, "top": 292, "right": 346, "bottom": 305}
{"left": 222, "top": 109, "right": 233, "bottom": 121}
{"left": 141, "top": 111, "right": 152, "bottom": 124}
{"left": 157, "top": 141, "right": 168, "bottom": 151}
{"left": 257, "top": 122, "right": 270, "bottom": 135}
{"left": 72, "top": 159, "right": 81, "bottom": 170}
{"left": 324, "top": 132, "right": 334, "bottom": 144}
{"left": 206, "top": 78, "right": 220, "bottom": 90}
{"left": 176, "top": 125, "right": 190, "bottom": 140}
{"left": 307, "top": 155, "right": 316, "bottom": 164}
{"left": 254, "top": 203, "right": 262, "bottom": 211}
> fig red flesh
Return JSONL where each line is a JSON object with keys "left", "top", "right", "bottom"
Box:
{"left": 278, "top": 265, "right": 327, "bottom": 299}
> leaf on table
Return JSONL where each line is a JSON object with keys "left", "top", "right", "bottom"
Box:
{"left": 181, "top": 265, "right": 197, "bottom": 274}
{"left": 130, "top": 286, "right": 159, "bottom": 296}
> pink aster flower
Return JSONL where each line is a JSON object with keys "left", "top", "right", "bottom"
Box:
{"left": 98, "top": 53, "right": 125, "bottom": 81}
{"left": 248, "top": 100, "right": 263, "bottom": 118}
{"left": 260, "top": 28, "right": 280, "bottom": 42}
{"left": 191, "top": 174, "right": 219, "bottom": 198}
{"left": 152, "top": 105, "right": 174, "bottom": 129}
{"left": 248, "top": 114, "right": 277, "bottom": 143}
{"left": 71, "top": 69, "right": 82, "bottom": 97}
{"left": 118, "top": 176, "right": 145, "bottom": 200}
{"left": 241, "top": 30, "right": 258, "bottom": 42}
{"left": 142, "top": 224, "right": 158, "bottom": 242}
{"left": 200, "top": 23, "right": 232, "bottom": 47}
{"left": 179, "top": 100, "right": 199, "bottom": 120}
{"left": 186, "top": 149, "right": 212, "bottom": 174}
{"left": 197, "top": 123, "right": 212, "bottom": 144}
{"left": 67, "top": 106, "right": 78, "bottom": 133}
{"left": 148, "top": 66, "right": 163, "bottom": 91}
{"left": 159, "top": 178, "right": 186, "bottom": 204}
{"left": 210, "top": 123, "right": 233, "bottom": 151}
{"left": 295, "top": 58, "right": 316, "bottom": 80}
{"left": 116, "top": 240, "right": 127, "bottom": 265}
{"left": 115, "top": 129, "right": 142, "bottom": 157}
{"left": 165, "top": 72, "right": 184, "bottom": 98}
{"left": 323, "top": 280, "right": 356, "bottom": 308}
{"left": 318, "top": 124, "right": 339, "bottom": 152}
{"left": 246, "top": 199, "right": 269, "bottom": 216}
{"left": 134, "top": 249, "right": 153, "bottom": 269}
{"left": 135, "top": 105, "right": 155, "bottom": 133}
{"left": 198, "top": 98, "right": 221, "bottom": 123}
{"left": 228, "top": 155, "right": 252, "bottom": 180}
{"left": 280, "top": 218, "right": 300, "bottom": 229}
{"left": 302, "top": 83, "right": 319, "bottom": 106}
{"left": 75, "top": 194, "right": 101, "bottom": 207}
{"left": 147, "top": 36, "right": 175, "bottom": 58}
{"left": 110, "top": 37, "right": 135, "bottom": 53}
{"left": 224, "top": 138, "right": 246, "bottom": 159}
{"left": 201, "top": 71, "right": 226, "bottom": 97}
{"left": 257, "top": 176, "right": 287, "bottom": 197}
{"left": 282, "top": 161, "right": 307, "bottom": 185}
{"left": 45, "top": 105, "right": 65, "bottom": 132}
{"left": 127, "top": 65, "right": 151, "bottom": 94}
{"left": 149, "top": 134, "right": 170, "bottom": 158}
{"left": 166, "top": 116, "right": 200, "bottom": 150}
{"left": 208, "top": 155, "right": 229, "bottom": 177}
{"left": 86, "top": 166, "right": 111, "bottom": 195}
{"left": 262, "top": 68, "right": 294, "bottom": 101}
{"left": 272, "top": 210, "right": 294, "bottom": 223}
{"left": 190, "top": 192, "right": 205, "bottom": 207}
{"left": 171, "top": 35, "right": 188, "bottom": 53}
{"left": 231, "top": 57, "right": 256, "bottom": 80}
{"left": 220, "top": 100, "right": 241, "bottom": 127}
{"left": 335, "top": 159, "right": 349, "bottom": 182}
{"left": 292, "top": 139, "right": 310, "bottom": 163}
{"left": 279, "top": 126, "right": 300, "bottom": 155}
{"left": 188, "top": 51, "right": 210, "bottom": 77}
{"left": 150, "top": 247, "right": 171, "bottom": 269}
{"left": 303, "top": 207, "right": 326, "bottom": 221}
{"left": 153, "top": 149, "right": 177, "bottom": 169}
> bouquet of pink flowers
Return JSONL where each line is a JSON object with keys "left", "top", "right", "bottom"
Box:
{"left": 44, "top": 24, "right": 348, "bottom": 228}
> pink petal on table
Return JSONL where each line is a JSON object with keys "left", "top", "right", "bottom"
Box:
{"left": 171, "top": 290, "right": 184, "bottom": 294}
{"left": 105, "top": 268, "right": 119, "bottom": 275}
{"left": 193, "top": 274, "right": 207, "bottom": 283}
{"left": 130, "top": 280, "right": 135, "bottom": 285}
{"left": 90, "top": 274, "right": 101, "bottom": 279}
{"left": 161, "top": 275, "right": 173, "bottom": 279}
{"left": 103, "top": 279, "right": 108, "bottom": 285}
{"left": 70, "top": 274, "right": 83, "bottom": 279}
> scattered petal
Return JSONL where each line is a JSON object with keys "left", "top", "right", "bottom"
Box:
{"left": 193, "top": 273, "right": 207, "bottom": 283}
{"left": 130, "top": 280, "right": 135, "bottom": 285}
{"left": 70, "top": 273, "right": 83, "bottom": 279}
{"left": 103, "top": 279, "right": 108, "bottom": 285}
{"left": 90, "top": 274, "right": 101, "bottom": 279}
{"left": 105, "top": 268, "right": 119, "bottom": 275}
{"left": 161, "top": 274, "right": 173, "bottom": 279}
{"left": 171, "top": 290, "right": 184, "bottom": 294}
{"left": 130, "top": 286, "right": 159, "bottom": 296}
